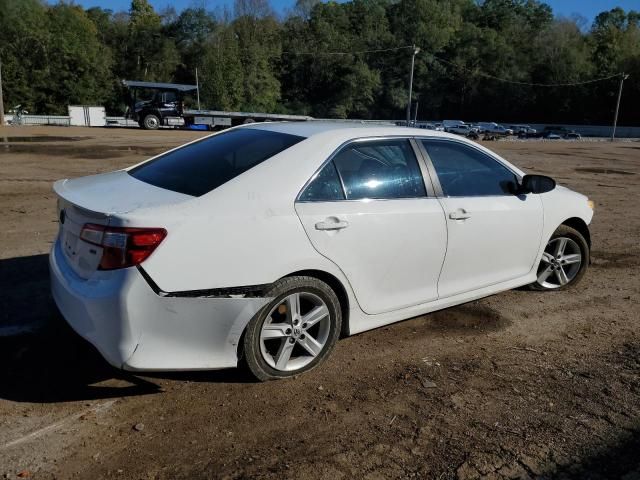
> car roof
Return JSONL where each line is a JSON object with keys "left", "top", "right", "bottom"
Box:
{"left": 242, "top": 121, "right": 452, "bottom": 139}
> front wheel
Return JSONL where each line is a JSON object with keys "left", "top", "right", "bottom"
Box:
{"left": 142, "top": 114, "right": 160, "bottom": 130}
{"left": 531, "top": 225, "right": 589, "bottom": 290}
{"left": 241, "top": 276, "right": 342, "bottom": 381}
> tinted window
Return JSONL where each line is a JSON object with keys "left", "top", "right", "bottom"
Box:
{"left": 421, "top": 140, "right": 517, "bottom": 196}
{"left": 332, "top": 140, "right": 426, "bottom": 200}
{"left": 299, "top": 162, "right": 345, "bottom": 201}
{"left": 162, "top": 91, "right": 177, "bottom": 103}
{"left": 129, "top": 129, "right": 304, "bottom": 196}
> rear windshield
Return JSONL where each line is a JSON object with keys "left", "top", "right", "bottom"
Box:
{"left": 128, "top": 128, "right": 305, "bottom": 196}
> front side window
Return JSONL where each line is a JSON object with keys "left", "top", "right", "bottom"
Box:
{"left": 129, "top": 128, "right": 304, "bottom": 197}
{"left": 162, "top": 91, "right": 177, "bottom": 103}
{"left": 421, "top": 140, "right": 518, "bottom": 197}
{"left": 331, "top": 139, "right": 426, "bottom": 200}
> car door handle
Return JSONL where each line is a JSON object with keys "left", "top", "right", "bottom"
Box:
{"left": 315, "top": 219, "right": 349, "bottom": 231}
{"left": 449, "top": 209, "right": 471, "bottom": 220}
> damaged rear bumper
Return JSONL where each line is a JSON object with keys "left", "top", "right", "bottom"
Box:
{"left": 49, "top": 238, "right": 270, "bottom": 371}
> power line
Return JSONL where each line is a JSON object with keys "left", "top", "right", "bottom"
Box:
{"left": 429, "top": 54, "right": 622, "bottom": 87}
{"left": 281, "top": 45, "right": 415, "bottom": 56}
{"left": 279, "top": 43, "right": 621, "bottom": 87}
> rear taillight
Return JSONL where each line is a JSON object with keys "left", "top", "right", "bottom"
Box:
{"left": 80, "top": 224, "right": 167, "bottom": 270}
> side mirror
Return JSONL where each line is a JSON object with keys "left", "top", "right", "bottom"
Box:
{"left": 520, "top": 174, "right": 556, "bottom": 194}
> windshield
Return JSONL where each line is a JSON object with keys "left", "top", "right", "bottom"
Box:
{"left": 129, "top": 128, "right": 305, "bottom": 196}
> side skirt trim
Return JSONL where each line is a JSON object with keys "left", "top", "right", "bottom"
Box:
{"left": 136, "top": 266, "right": 270, "bottom": 299}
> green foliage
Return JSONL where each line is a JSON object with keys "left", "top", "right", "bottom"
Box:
{"left": 232, "top": 8, "right": 282, "bottom": 112}
{"left": 200, "top": 23, "right": 244, "bottom": 110}
{"left": 126, "top": 0, "right": 179, "bottom": 81}
{"left": 42, "top": 4, "right": 113, "bottom": 114}
{"left": 0, "top": 0, "right": 49, "bottom": 112}
{"left": 0, "top": 0, "right": 638, "bottom": 124}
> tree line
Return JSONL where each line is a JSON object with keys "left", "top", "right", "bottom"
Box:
{"left": 0, "top": 0, "right": 638, "bottom": 125}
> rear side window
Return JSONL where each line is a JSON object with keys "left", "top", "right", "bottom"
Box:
{"left": 129, "top": 128, "right": 304, "bottom": 196}
{"left": 421, "top": 140, "right": 518, "bottom": 197}
{"left": 299, "top": 162, "right": 345, "bottom": 201}
{"left": 332, "top": 139, "right": 426, "bottom": 200}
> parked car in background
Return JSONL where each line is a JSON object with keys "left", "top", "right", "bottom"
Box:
{"left": 443, "top": 120, "right": 466, "bottom": 131}
{"left": 510, "top": 125, "right": 537, "bottom": 135}
{"left": 434, "top": 123, "right": 445, "bottom": 131}
{"left": 50, "top": 122, "right": 593, "bottom": 380}
{"left": 564, "top": 130, "right": 582, "bottom": 140}
{"left": 542, "top": 126, "right": 582, "bottom": 140}
{"left": 445, "top": 124, "right": 479, "bottom": 139}
{"left": 444, "top": 123, "right": 471, "bottom": 134}
{"left": 543, "top": 131, "right": 562, "bottom": 140}
{"left": 478, "top": 122, "right": 513, "bottom": 136}
{"left": 414, "top": 122, "right": 436, "bottom": 130}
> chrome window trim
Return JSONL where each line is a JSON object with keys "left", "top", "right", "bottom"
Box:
{"left": 416, "top": 137, "right": 523, "bottom": 199}
{"left": 295, "top": 136, "right": 437, "bottom": 203}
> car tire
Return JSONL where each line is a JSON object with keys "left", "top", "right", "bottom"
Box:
{"left": 241, "top": 276, "right": 342, "bottom": 381}
{"left": 530, "top": 225, "right": 589, "bottom": 291}
{"left": 142, "top": 114, "right": 160, "bottom": 130}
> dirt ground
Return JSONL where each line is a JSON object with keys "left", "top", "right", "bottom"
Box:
{"left": 0, "top": 126, "right": 639, "bottom": 480}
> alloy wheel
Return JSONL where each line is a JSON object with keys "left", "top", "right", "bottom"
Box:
{"left": 259, "top": 292, "right": 331, "bottom": 372}
{"left": 536, "top": 236, "right": 582, "bottom": 289}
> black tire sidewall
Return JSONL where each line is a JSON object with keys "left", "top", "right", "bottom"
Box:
{"left": 242, "top": 276, "right": 342, "bottom": 381}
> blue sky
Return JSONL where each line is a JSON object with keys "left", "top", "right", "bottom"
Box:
{"left": 53, "top": 0, "right": 638, "bottom": 24}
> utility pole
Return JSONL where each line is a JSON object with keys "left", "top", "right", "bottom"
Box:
{"left": 195, "top": 67, "right": 201, "bottom": 111}
{"left": 611, "top": 72, "right": 629, "bottom": 142}
{"left": 0, "top": 59, "right": 5, "bottom": 126}
{"left": 406, "top": 45, "right": 420, "bottom": 126}
{"left": 413, "top": 100, "right": 419, "bottom": 125}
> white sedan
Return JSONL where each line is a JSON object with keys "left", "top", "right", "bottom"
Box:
{"left": 445, "top": 124, "right": 474, "bottom": 135}
{"left": 50, "top": 123, "right": 594, "bottom": 380}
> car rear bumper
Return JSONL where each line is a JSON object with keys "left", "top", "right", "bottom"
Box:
{"left": 49, "top": 237, "right": 270, "bottom": 371}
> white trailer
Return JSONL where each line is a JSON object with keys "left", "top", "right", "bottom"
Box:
{"left": 68, "top": 106, "right": 106, "bottom": 127}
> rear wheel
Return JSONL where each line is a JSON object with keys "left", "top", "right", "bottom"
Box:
{"left": 242, "top": 276, "right": 341, "bottom": 381}
{"left": 531, "top": 225, "right": 589, "bottom": 290}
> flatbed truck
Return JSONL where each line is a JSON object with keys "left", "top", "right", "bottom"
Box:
{"left": 122, "top": 80, "right": 312, "bottom": 130}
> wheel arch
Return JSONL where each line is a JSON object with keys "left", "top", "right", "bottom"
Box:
{"left": 140, "top": 108, "right": 161, "bottom": 119}
{"left": 235, "top": 268, "right": 352, "bottom": 364}
{"left": 560, "top": 217, "right": 591, "bottom": 248}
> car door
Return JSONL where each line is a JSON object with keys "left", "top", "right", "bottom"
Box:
{"left": 418, "top": 139, "right": 543, "bottom": 298}
{"left": 295, "top": 138, "right": 447, "bottom": 315}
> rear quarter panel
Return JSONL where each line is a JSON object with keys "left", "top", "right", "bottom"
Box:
{"left": 124, "top": 133, "right": 357, "bottom": 296}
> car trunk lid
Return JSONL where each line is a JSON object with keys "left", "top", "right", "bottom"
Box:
{"left": 54, "top": 170, "right": 193, "bottom": 279}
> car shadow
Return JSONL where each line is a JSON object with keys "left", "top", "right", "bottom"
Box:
{"left": 0, "top": 254, "right": 161, "bottom": 403}
{"left": 549, "top": 428, "right": 640, "bottom": 478}
{"left": 0, "top": 254, "right": 254, "bottom": 403}
{"left": 142, "top": 368, "right": 256, "bottom": 384}
{"left": 0, "top": 324, "right": 162, "bottom": 403}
